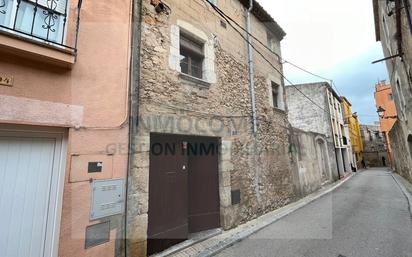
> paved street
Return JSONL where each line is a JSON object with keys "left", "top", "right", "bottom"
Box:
{"left": 216, "top": 168, "right": 412, "bottom": 257}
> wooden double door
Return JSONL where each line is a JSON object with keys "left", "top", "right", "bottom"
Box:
{"left": 147, "top": 134, "right": 220, "bottom": 255}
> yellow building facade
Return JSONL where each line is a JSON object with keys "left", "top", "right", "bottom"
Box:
{"left": 341, "top": 97, "right": 364, "bottom": 168}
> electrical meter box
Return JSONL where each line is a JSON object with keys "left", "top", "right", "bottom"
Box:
{"left": 90, "top": 179, "right": 125, "bottom": 220}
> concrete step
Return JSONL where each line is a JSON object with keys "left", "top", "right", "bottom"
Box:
{"left": 151, "top": 228, "right": 223, "bottom": 257}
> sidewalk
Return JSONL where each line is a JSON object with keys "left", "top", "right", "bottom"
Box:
{"left": 154, "top": 173, "right": 355, "bottom": 257}
{"left": 391, "top": 172, "right": 412, "bottom": 216}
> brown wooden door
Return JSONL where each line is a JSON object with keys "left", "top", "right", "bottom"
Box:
{"left": 147, "top": 134, "right": 189, "bottom": 255}
{"left": 187, "top": 136, "right": 220, "bottom": 233}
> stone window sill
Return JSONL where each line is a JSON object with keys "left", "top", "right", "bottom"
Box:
{"left": 0, "top": 30, "right": 75, "bottom": 68}
{"left": 272, "top": 107, "right": 286, "bottom": 114}
{"left": 178, "top": 72, "right": 211, "bottom": 88}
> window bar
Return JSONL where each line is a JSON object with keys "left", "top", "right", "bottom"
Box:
{"left": 31, "top": 0, "right": 39, "bottom": 36}
{"left": 45, "top": 0, "right": 54, "bottom": 41}
{"left": 73, "top": 0, "right": 82, "bottom": 52}
{"left": 0, "top": 0, "right": 6, "bottom": 15}
{"left": 61, "top": 0, "right": 68, "bottom": 44}
{"left": 13, "top": 0, "right": 21, "bottom": 29}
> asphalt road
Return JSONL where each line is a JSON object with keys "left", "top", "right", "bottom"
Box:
{"left": 215, "top": 168, "right": 412, "bottom": 257}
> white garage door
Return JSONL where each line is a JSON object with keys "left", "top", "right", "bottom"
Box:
{"left": 0, "top": 131, "right": 65, "bottom": 257}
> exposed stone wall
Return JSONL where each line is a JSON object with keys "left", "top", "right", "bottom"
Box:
{"left": 360, "top": 124, "right": 388, "bottom": 167}
{"left": 390, "top": 121, "right": 412, "bottom": 183}
{"left": 127, "top": 1, "right": 296, "bottom": 256}
{"left": 375, "top": 0, "right": 412, "bottom": 178}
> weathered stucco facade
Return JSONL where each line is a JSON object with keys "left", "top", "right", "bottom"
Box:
{"left": 374, "top": 81, "right": 397, "bottom": 168}
{"left": 342, "top": 97, "right": 364, "bottom": 169}
{"left": 285, "top": 82, "right": 345, "bottom": 181}
{"left": 127, "top": 0, "right": 296, "bottom": 256}
{"left": 289, "top": 128, "right": 335, "bottom": 196}
{"left": 0, "top": 1, "right": 132, "bottom": 257}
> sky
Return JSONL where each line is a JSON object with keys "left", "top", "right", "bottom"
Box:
{"left": 258, "top": 0, "right": 389, "bottom": 124}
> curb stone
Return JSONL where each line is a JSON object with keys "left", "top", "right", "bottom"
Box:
{"left": 169, "top": 173, "right": 356, "bottom": 257}
{"left": 391, "top": 172, "right": 412, "bottom": 217}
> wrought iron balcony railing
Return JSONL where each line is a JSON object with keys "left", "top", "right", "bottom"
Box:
{"left": 0, "top": 0, "right": 82, "bottom": 53}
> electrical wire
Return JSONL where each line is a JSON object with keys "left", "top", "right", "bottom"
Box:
{"left": 205, "top": 0, "right": 329, "bottom": 114}
{"left": 204, "top": 0, "right": 341, "bottom": 94}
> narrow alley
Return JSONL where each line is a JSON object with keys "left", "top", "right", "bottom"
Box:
{"left": 216, "top": 169, "right": 412, "bottom": 257}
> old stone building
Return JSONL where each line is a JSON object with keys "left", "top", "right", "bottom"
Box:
{"left": 373, "top": 0, "right": 412, "bottom": 181}
{"left": 127, "top": 0, "right": 296, "bottom": 256}
{"left": 286, "top": 82, "right": 351, "bottom": 180}
{"left": 360, "top": 124, "right": 388, "bottom": 167}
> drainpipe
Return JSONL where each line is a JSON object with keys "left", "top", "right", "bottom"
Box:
{"left": 246, "top": 0, "right": 261, "bottom": 202}
{"left": 246, "top": 0, "right": 257, "bottom": 136}
{"left": 125, "top": 0, "right": 142, "bottom": 256}
{"left": 403, "top": 0, "right": 412, "bottom": 35}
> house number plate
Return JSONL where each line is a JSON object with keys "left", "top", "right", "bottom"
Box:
{"left": 0, "top": 75, "right": 13, "bottom": 87}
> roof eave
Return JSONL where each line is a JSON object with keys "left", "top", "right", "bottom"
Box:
{"left": 240, "top": 0, "right": 286, "bottom": 40}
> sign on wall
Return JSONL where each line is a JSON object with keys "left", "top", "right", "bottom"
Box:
{"left": 0, "top": 75, "right": 13, "bottom": 87}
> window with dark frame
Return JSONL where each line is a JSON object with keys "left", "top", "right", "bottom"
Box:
{"left": 180, "top": 33, "right": 204, "bottom": 79}
{"left": 271, "top": 81, "right": 279, "bottom": 108}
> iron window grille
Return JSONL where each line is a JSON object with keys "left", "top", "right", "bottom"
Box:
{"left": 180, "top": 33, "right": 204, "bottom": 79}
{"left": 0, "top": 0, "right": 82, "bottom": 53}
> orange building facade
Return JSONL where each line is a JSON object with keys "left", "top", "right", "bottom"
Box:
{"left": 374, "top": 81, "right": 397, "bottom": 168}
{"left": 0, "top": 1, "right": 132, "bottom": 257}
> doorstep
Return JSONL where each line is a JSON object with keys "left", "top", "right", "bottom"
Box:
{"left": 164, "top": 173, "right": 355, "bottom": 257}
{"left": 151, "top": 229, "right": 222, "bottom": 257}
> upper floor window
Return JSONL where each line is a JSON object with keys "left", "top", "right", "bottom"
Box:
{"left": 389, "top": 93, "right": 393, "bottom": 101}
{"left": 396, "top": 78, "right": 407, "bottom": 120}
{"left": 267, "top": 31, "right": 277, "bottom": 53}
{"left": 170, "top": 21, "right": 216, "bottom": 84}
{"left": 180, "top": 33, "right": 204, "bottom": 79}
{"left": 271, "top": 82, "right": 280, "bottom": 108}
{"left": 0, "top": 0, "right": 68, "bottom": 44}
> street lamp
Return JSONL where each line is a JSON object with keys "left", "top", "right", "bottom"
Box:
{"left": 377, "top": 106, "right": 386, "bottom": 118}
{"left": 377, "top": 106, "right": 398, "bottom": 119}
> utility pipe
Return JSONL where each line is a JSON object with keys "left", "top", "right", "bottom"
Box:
{"left": 246, "top": 0, "right": 261, "bottom": 202}
{"left": 246, "top": 0, "right": 257, "bottom": 136}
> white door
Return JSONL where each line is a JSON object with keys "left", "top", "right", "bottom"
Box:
{"left": 0, "top": 131, "right": 65, "bottom": 257}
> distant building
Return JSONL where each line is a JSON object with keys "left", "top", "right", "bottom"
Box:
{"left": 341, "top": 97, "right": 364, "bottom": 169}
{"left": 373, "top": 0, "right": 412, "bottom": 182}
{"left": 360, "top": 124, "right": 388, "bottom": 167}
{"left": 286, "top": 82, "right": 352, "bottom": 179}
{"left": 374, "top": 81, "right": 397, "bottom": 168}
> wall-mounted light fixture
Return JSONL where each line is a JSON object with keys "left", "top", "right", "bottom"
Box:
{"left": 377, "top": 106, "right": 398, "bottom": 119}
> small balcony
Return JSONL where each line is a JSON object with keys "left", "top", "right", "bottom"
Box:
{"left": 0, "top": 0, "right": 82, "bottom": 67}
